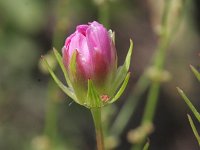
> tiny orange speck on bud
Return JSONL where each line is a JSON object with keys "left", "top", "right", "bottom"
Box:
{"left": 100, "top": 94, "right": 110, "bottom": 102}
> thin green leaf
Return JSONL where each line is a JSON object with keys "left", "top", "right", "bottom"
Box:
{"left": 112, "top": 39, "right": 133, "bottom": 93}
{"left": 53, "top": 48, "right": 72, "bottom": 87}
{"left": 143, "top": 140, "right": 150, "bottom": 150}
{"left": 190, "top": 65, "right": 200, "bottom": 82}
{"left": 41, "top": 56, "right": 77, "bottom": 101}
{"left": 187, "top": 114, "right": 200, "bottom": 146}
{"left": 125, "top": 39, "right": 133, "bottom": 70}
{"left": 177, "top": 87, "right": 200, "bottom": 122}
{"left": 109, "top": 72, "right": 130, "bottom": 103}
{"left": 87, "top": 80, "right": 103, "bottom": 108}
{"left": 113, "top": 66, "right": 125, "bottom": 89}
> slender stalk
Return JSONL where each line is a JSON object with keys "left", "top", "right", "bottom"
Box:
{"left": 98, "top": 0, "right": 109, "bottom": 28}
{"left": 44, "top": 0, "right": 69, "bottom": 146}
{"left": 110, "top": 74, "right": 150, "bottom": 136}
{"left": 131, "top": 1, "right": 176, "bottom": 149}
{"left": 131, "top": 82, "right": 160, "bottom": 150}
{"left": 44, "top": 81, "right": 59, "bottom": 143}
{"left": 142, "top": 82, "right": 160, "bottom": 124}
{"left": 91, "top": 108, "right": 105, "bottom": 150}
{"left": 109, "top": 0, "right": 172, "bottom": 137}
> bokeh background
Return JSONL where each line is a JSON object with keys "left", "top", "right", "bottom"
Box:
{"left": 0, "top": 0, "right": 200, "bottom": 150}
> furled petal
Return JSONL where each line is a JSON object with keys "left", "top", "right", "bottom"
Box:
{"left": 76, "top": 25, "right": 89, "bottom": 36}
{"left": 86, "top": 21, "right": 112, "bottom": 64}
{"left": 63, "top": 32, "right": 94, "bottom": 80}
{"left": 64, "top": 32, "right": 89, "bottom": 62}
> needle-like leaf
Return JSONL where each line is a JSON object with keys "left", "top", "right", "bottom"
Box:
{"left": 190, "top": 65, "right": 200, "bottom": 82}
{"left": 177, "top": 87, "right": 200, "bottom": 122}
{"left": 53, "top": 48, "right": 72, "bottom": 87}
{"left": 41, "top": 56, "right": 77, "bottom": 101}
{"left": 187, "top": 114, "right": 200, "bottom": 146}
{"left": 112, "top": 39, "right": 133, "bottom": 94}
{"left": 109, "top": 72, "right": 130, "bottom": 103}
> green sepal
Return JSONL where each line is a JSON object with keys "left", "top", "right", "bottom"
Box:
{"left": 112, "top": 39, "right": 133, "bottom": 95}
{"left": 143, "top": 140, "right": 150, "bottom": 150}
{"left": 86, "top": 80, "right": 103, "bottom": 108}
{"left": 109, "top": 72, "right": 130, "bottom": 103}
{"left": 41, "top": 56, "right": 78, "bottom": 102}
{"left": 187, "top": 114, "right": 200, "bottom": 146}
{"left": 177, "top": 87, "right": 200, "bottom": 122}
{"left": 69, "top": 50, "right": 77, "bottom": 80}
{"left": 53, "top": 48, "right": 72, "bottom": 87}
{"left": 190, "top": 65, "right": 200, "bottom": 82}
{"left": 124, "top": 39, "right": 133, "bottom": 70}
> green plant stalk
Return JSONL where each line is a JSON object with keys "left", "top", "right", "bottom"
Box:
{"left": 98, "top": 0, "right": 109, "bottom": 28}
{"left": 91, "top": 108, "right": 105, "bottom": 150}
{"left": 132, "top": 83, "right": 160, "bottom": 150}
{"left": 110, "top": 74, "right": 150, "bottom": 136}
{"left": 132, "top": 25, "right": 170, "bottom": 150}
{"left": 142, "top": 82, "right": 160, "bottom": 124}
{"left": 139, "top": 30, "right": 170, "bottom": 125}
{"left": 139, "top": 0, "right": 173, "bottom": 124}
{"left": 53, "top": 0, "right": 69, "bottom": 50}
{"left": 110, "top": 0, "right": 173, "bottom": 138}
{"left": 44, "top": 0, "right": 69, "bottom": 144}
{"left": 132, "top": 1, "right": 173, "bottom": 149}
{"left": 44, "top": 80, "right": 59, "bottom": 142}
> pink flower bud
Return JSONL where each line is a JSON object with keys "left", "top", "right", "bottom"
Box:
{"left": 62, "top": 21, "right": 116, "bottom": 88}
{"left": 43, "top": 21, "right": 132, "bottom": 107}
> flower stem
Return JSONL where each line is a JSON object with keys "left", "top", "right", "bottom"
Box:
{"left": 97, "top": 0, "right": 110, "bottom": 28}
{"left": 44, "top": 80, "right": 59, "bottom": 144}
{"left": 91, "top": 108, "right": 105, "bottom": 150}
{"left": 110, "top": 74, "right": 150, "bottom": 136}
{"left": 131, "top": 1, "right": 173, "bottom": 149}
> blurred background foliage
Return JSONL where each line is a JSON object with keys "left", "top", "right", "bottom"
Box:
{"left": 0, "top": 0, "right": 200, "bottom": 150}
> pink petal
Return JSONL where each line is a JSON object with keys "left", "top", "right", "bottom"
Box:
{"left": 76, "top": 25, "right": 89, "bottom": 36}
{"left": 86, "top": 22, "right": 112, "bottom": 64}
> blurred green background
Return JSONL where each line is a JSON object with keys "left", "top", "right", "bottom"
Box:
{"left": 0, "top": 0, "right": 200, "bottom": 150}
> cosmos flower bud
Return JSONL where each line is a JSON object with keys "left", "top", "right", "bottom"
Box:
{"left": 43, "top": 21, "right": 133, "bottom": 108}
{"left": 62, "top": 21, "right": 116, "bottom": 97}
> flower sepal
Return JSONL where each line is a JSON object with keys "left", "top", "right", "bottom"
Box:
{"left": 108, "top": 39, "right": 133, "bottom": 98}
{"left": 41, "top": 49, "right": 80, "bottom": 105}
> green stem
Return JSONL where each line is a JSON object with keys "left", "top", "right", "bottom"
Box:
{"left": 142, "top": 82, "right": 160, "bottom": 124}
{"left": 44, "top": 0, "right": 69, "bottom": 142}
{"left": 44, "top": 81, "right": 59, "bottom": 142}
{"left": 132, "top": 1, "right": 174, "bottom": 149}
{"left": 98, "top": 0, "right": 109, "bottom": 28}
{"left": 109, "top": 0, "right": 172, "bottom": 138}
{"left": 131, "top": 83, "right": 160, "bottom": 150}
{"left": 91, "top": 108, "right": 105, "bottom": 150}
{"left": 110, "top": 74, "right": 150, "bottom": 136}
